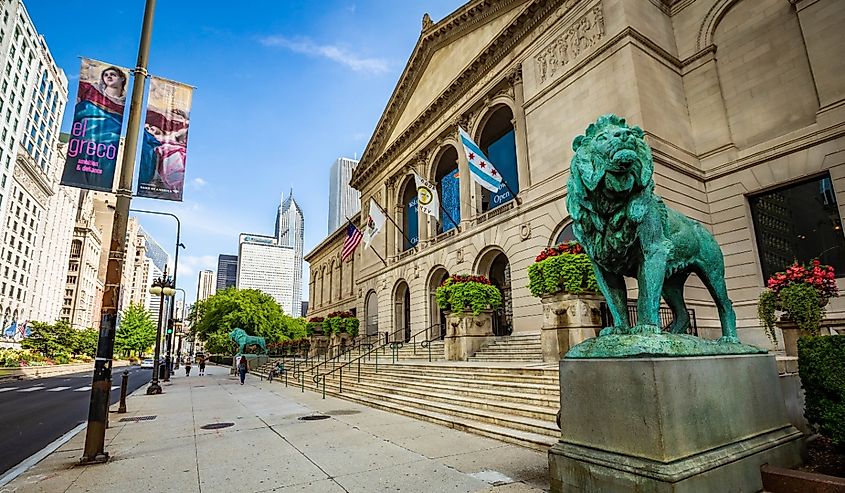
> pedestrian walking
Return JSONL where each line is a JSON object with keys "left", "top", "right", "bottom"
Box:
{"left": 184, "top": 357, "right": 192, "bottom": 376}
{"left": 237, "top": 355, "right": 249, "bottom": 385}
{"left": 198, "top": 357, "right": 206, "bottom": 376}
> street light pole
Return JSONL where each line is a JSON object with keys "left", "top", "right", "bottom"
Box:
{"left": 130, "top": 208, "right": 183, "bottom": 381}
{"left": 174, "top": 287, "right": 186, "bottom": 363}
{"left": 81, "top": 0, "right": 157, "bottom": 464}
{"left": 146, "top": 265, "right": 173, "bottom": 395}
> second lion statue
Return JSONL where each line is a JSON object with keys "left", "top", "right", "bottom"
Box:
{"left": 566, "top": 114, "right": 739, "bottom": 344}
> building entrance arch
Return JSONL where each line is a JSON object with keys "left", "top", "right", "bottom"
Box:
{"left": 476, "top": 249, "right": 513, "bottom": 336}
{"left": 427, "top": 267, "right": 450, "bottom": 339}
{"left": 393, "top": 280, "right": 411, "bottom": 342}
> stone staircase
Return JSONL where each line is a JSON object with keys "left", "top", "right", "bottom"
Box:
{"left": 468, "top": 333, "right": 543, "bottom": 362}
{"left": 267, "top": 357, "right": 560, "bottom": 451}
{"left": 394, "top": 339, "right": 445, "bottom": 360}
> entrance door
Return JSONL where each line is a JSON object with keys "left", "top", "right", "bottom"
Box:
{"left": 489, "top": 253, "right": 513, "bottom": 336}
{"left": 403, "top": 288, "right": 411, "bottom": 342}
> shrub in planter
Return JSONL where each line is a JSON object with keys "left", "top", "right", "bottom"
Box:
{"left": 798, "top": 335, "right": 845, "bottom": 448}
{"left": 435, "top": 274, "right": 503, "bottom": 316}
{"left": 306, "top": 317, "right": 325, "bottom": 336}
{"left": 528, "top": 242, "right": 598, "bottom": 297}
{"left": 758, "top": 260, "right": 838, "bottom": 342}
{"left": 324, "top": 311, "right": 360, "bottom": 338}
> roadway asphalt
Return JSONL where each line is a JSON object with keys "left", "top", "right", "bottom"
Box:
{"left": 0, "top": 365, "right": 153, "bottom": 476}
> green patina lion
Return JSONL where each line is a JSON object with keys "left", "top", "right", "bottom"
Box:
{"left": 567, "top": 115, "right": 739, "bottom": 344}
{"left": 229, "top": 327, "right": 268, "bottom": 354}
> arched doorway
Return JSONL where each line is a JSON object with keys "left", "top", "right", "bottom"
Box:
{"left": 365, "top": 290, "right": 379, "bottom": 338}
{"left": 393, "top": 280, "right": 411, "bottom": 342}
{"left": 478, "top": 104, "right": 518, "bottom": 211}
{"left": 433, "top": 146, "right": 460, "bottom": 233}
{"left": 477, "top": 249, "right": 513, "bottom": 336}
{"left": 427, "top": 267, "right": 450, "bottom": 340}
{"left": 399, "top": 178, "right": 418, "bottom": 251}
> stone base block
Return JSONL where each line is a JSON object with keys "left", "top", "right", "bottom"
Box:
{"left": 444, "top": 310, "right": 494, "bottom": 361}
{"left": 541, "top": 327, "right": 598, "bottom": 362}
{"left": 549, "top": 354, "right": 803, "bottom": 492}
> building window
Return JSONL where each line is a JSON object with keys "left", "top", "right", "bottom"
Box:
{"left": 749, "top": 173, "right": 845, "bottom": 280}
{"left": 478, "top": 105, "right": 518, "bottom": 211}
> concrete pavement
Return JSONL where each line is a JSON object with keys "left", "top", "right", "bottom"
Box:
{"left": 3, "top": 364, "right": 549, "bottom": 492}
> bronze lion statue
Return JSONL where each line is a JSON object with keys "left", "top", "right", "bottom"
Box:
{"left": 566, "top": 114, "right": 738, "bottom": 343}
{"left": 229, "top": 327, "right": 268, "bottom": 354}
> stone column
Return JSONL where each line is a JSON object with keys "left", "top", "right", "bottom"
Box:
{"left": 510, "top": 67, "right": 531, "bottom": 192}
{"left": 793, "top": 0, "right": 845, "bottom": 124}
{"left": 455, "top": 126, "right": 474, "bottom": 228}
{"left": 384, "top": 181, "right": 395, "bottom": 257}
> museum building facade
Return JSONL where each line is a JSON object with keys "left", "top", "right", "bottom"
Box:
{"left": 305, "top": 0, "right": 845, "bottom": 349}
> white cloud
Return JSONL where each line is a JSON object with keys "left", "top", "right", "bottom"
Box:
{"left": 258, "top": 35, "right": 389, "bottom": 74}
{"left": 177, "top": 254, "right": 218, "bottom": 286}
{"left": 192, "top": 177, "right": 208, "bottom": 188}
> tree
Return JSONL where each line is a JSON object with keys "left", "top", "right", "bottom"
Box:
{"left": 189, "top": 288, "right": 306, "bottom": 354}
{"left": 116, "top": 304, "right": 157, "bottom": 357}
{"left": 73, "top": 328, "right": 99, "bottom": 357}
{"left": 22, "top": 321, "right": 78, "bottom": 358}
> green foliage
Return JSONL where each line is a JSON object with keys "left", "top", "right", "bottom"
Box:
{"left": 306, "top": 322, "right": 324, "bottom": 336}
{"left": 528, "top": 253, "right": 598, "bottom": 297}
{"left": 798, "top": 335, "right": 845, "bottom": 447}
{"left": 758, "top": 283, "right": 825, "bottom": 343}
{"left": 116, "top": 303, "right": 157, "bottom": 357}
{"left": 435, "top": 277, "right": 503, "bottom": 316}
{"left": 189, "top": 288, "right": 304, "bottom": 354}
{"left": 73, "top": 328, "right": 99, "bottom": 357}
{"left": 0, "top": 349, "right": 48, "bottom": 367}
{"left": 21, "top": 321, "right": 82, "bottom": 358}
{"left": 325, "top": 316, "right": 360, "bottom": 338}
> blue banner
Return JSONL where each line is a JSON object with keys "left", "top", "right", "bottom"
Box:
{"left": 486, "top": 130, "right": 518, "bottom": 210}
{"left": 405, "top": 196, "right": 418, "bottom": 250}
{"left": 440, "top": 169, "right": 460, "bottom": 233}
{"left": 61, "top": 59, "right": 129, "bottom": 192}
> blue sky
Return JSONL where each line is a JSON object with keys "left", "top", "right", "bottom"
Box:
{"left": 26, "top": 0, "right": 460, "bottom": 308}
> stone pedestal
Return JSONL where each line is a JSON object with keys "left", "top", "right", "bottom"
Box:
{"left": 540, "top": 293, "right": 602, "bottom": 362}
{"left": 308, "top": 335, "right": 328, "bottom": 358}
{"left": 443, "top": 310, "right": 494, "bottom": 361}
{"left": 330, "top": 332, "right": 351, "bottom": 358}
{"left": 549, "top": 354, "right": 803, "bottom": 493}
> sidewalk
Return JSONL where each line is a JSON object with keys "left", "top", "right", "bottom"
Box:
{"left": 4, "top": 365, "right": 549, "bottom": 493}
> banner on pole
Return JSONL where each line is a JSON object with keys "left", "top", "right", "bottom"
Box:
{"left": 60, "top": 58, "right": 129, "bottom": 192}
{"left": 136, "top": 76, "right": 193, "bottom": 201}
{"left": 413, "top": 171, "right": 440, "bottom": 221}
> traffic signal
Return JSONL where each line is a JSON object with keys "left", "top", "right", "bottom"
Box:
{"left": 166, "top": 327, "right": 173, "bottom": 335}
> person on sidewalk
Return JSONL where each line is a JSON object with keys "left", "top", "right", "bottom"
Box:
{"left": 184, "top": 357, "right": 192, "bottom": 376}
{"left": 198, "top": 356, "right": 206, "bottom": 376}
{"left": 237, "top": 355, "right": 249, "bottom": 385}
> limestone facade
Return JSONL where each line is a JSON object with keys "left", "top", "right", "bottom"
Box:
{"left": 306, "top": 0, "right": 845, "bottom": 349}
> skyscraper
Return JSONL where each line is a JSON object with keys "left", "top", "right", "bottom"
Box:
{"left": 327, "top": 157, "right": 360, "bottom": 233}
{"left": 196, "top": 269, "right": 215, "bottom": 302}
{"left": 237, "top": 233, "right": 295, "bottom": 315}
{"left": 275, "top": 191, "right": 304, "bottom": 317}
{"left": 216, "top": 254, "right": 237, "bottom": 291}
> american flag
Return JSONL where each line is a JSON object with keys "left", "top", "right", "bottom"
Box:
{"left": 341, "top": 222, "right": 363, "bottom": 261}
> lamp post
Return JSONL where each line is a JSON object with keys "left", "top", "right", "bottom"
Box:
{"left": 146, "top": 265, "right": 175, "bottom": 395}
{"left": 130, "top": 208, "right": 184, "bottom": 381}
{"left": 174, "top": 287, "right": 186, "bottom": 363}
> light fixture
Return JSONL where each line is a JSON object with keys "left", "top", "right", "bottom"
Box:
{"left": 150, "top": 285, "right": 162, "bottom": 295}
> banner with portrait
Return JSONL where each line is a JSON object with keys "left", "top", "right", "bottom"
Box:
{"left": 136, "top": 76, "right": 193, "bottom": 201}
{"left": 60, "top": 58, "right": 130, "bottom": 192}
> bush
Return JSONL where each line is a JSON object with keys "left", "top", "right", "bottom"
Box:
{"left": 0, "top": 349, "right": 48, "bottom": 367}
{"left": 798, "top": 335, "right": 845, "bottom": 448}
{"left": 324, "top": 313, "right": 360, "bottom": 338}
{"left": 528, "top": 242, "right": 598, "bottom": 297}
{"left": 435, "top": 274, "right": 502, "bottom": 316}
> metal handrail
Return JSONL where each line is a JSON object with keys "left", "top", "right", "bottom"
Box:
{"left": 286, "top": 332, "right": 377, "bottom": 387}
{"left": 312, "top": 323, "right": 442, "bottom": 399}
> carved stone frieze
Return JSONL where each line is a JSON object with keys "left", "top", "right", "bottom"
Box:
{"left": 534, "top": 3, "right": 605, "bottom": 84}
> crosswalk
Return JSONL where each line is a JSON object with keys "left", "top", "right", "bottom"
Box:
{"left": 0, "top": 385, "right": 120, "bottom": 393}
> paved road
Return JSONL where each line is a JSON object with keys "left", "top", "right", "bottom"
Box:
{"left": 0, "top": 365, "right": 153, "bottom": 476}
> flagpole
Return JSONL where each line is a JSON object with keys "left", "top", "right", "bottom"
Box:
{"left": 346, "top": 216, "right": 387, "bottom": 267}
{"left": 372, "top": 198, "right": 415, "bottom": 250}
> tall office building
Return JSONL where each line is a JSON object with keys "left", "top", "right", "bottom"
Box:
{"left": 237, "top": 233, "right": 295, "bottom": 315}
{"left": 0, "top": 1, "right": 68, "bottom": 329}
{"left": 196, "top": 269, "right": 215, "bottom": 302}
{"left": 216, "top": 254, "right": 237, "bottom": 291}
{"left": 275, "top": 191, "right": 304, "bottom": 317}
{"left": 327, "top": 157, "right": 360, "bottom": 233}
{"left": 60, "top": 191, "right": 102, "bottom": 329}
{"left": 138, "top": 227, "right": 168, "bottom": 273}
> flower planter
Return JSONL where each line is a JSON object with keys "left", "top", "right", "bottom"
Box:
{"left": 329, "top": 332, "right": 351, "bottom": 358}
{"left": 308, "top": 334, "right": 329, "bottom": 358}
{"left": 776, "top": 319, "right": 840, "bottom": 357}
{"left": 443, "top": 309, "right": 495, "bottom": 361}
{"left": 540, "top": 292, "right": 603, "bottom": 362}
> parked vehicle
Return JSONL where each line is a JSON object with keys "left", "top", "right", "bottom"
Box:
{"left": 140, "top": 358, "right": 154, "bottom": 369}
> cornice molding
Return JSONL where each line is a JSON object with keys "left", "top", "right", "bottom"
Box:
{"left": 351, "top": 0, "right": 569, "bottom": 189}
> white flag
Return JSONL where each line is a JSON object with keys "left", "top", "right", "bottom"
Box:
{"left": 413, "top": 171, "right": 440, "bottom": 221}
{"left": 363, "top": 198, "right": 386, "bottom": 249}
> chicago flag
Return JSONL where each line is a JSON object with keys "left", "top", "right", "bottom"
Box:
{"left": 459, "top": 127, "right": 502, "bottom": 193}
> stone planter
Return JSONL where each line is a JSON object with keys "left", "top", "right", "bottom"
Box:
{"left": 329, "top": 332, "right": 352, "bottom": 358}
{"left": 776, "top": 318, "right": 841, "bottom": 357}
{"left": 540, "top": 292, "right": 603, "bottom": 362}
{"left": 443, "top": 309, "right": 495, "bottom": 361}
{"left": 308, "top": 334, "right": 329, "bottom": 358}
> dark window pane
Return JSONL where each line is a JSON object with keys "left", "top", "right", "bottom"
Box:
{"left": 749, "top": 174, "right": 845, "bottom": 280}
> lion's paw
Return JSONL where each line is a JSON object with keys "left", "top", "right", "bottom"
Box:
{"left": 718, "top": 335, "right": 740, "bottom": 345}
{"left": 599, "top": 326, "right": 626, "bottom": 336}
{"left": 630, "top": 324, "right": 661, "bottom": 335}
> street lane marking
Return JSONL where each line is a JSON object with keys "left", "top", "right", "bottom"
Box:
{"left": 0, "top": 387, "right": 15, "bottom": 392}
{"left": 74, "top": 386, "right": 91, "bottom": 391}
{"left": 17, "top": 386, "right": 44, "bottom": 392}
{"left": 47, "top": 386, "right": 71, "bottom": 392}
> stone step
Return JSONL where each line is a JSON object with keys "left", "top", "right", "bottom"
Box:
{"left": 314, "top": 375, "right": 559, "bottom": 439}
{"left": 480, "top": 343, "right": 542, "bottom": 351}
{"left": 330, "top": 371, "right": 559, "bottom": 409}
{"left": 469, "top": 353, "right": 543, "bottom": 359}
{"left": 355, "top": 364, "right": 557, "bottom": 384}
{"left": 355, "top": 367, "right": 560, "bottom": 396}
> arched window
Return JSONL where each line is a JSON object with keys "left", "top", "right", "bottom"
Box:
{"left": 365, "top": 290, "right": 378, "bottom": 336}
{"left": 553, "top": 222, "right": 576, "bottom": 246}
{"left": 400, "top": 178, "right": 418, "bottom": 251}
{"left": 478, "top": 105, "right": 518, "bottom": 211}
{"left": 434, "top": 147, "right": 460, "bottom": 233}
